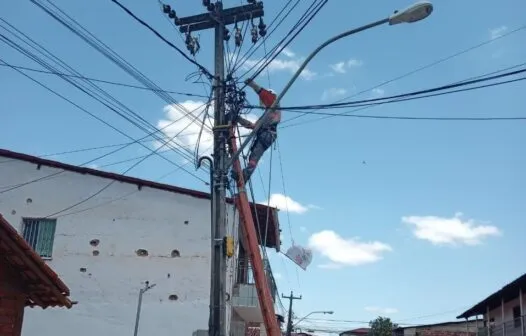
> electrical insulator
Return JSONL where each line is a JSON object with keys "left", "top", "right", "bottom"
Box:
{"left": 234, "top": 27, "right": 242, "bottom": 47}
{"left": 251, "top": 26, "right": 258, "bottom": 43}
{"left": 207, "top": 3, "right": 215, "bottom": 11}
{"left": 168, "top": 9, "right": 176, "bottom": 19}
{"left": 258, "top": 17, "right": 266, "bottom": 30}
{"left": 224, "top": 28, "right": 231, "bottom": 41}
{"left": 202, "top": 0, "right": 210, "bottom": 7}
{"left": 162, "top": 4, "right": 171, "bottom": 14}
{"left": 258, "top": 18, "right": 267, "bottom": 37}
{"left": 247, "top": 0, "right": 256, "bottom": 3}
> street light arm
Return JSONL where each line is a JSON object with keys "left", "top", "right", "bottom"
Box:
{"left": 226, "top": 17, "right": 389, "bottom": 169}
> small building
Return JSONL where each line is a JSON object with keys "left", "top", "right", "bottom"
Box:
{"left": 0, "top": 214, "right": 72, "bottom": 336}
{"left": 340, "top": 328, "right": 371, "bottom": 336}
{"left": 0, "top": 148, "right": 281, "bottom": 336}
{"left": 457, "top": 273, "right": 525, "bottom": 336}
{"left": 394, "top": 321, "right": 478, "bottom": 336}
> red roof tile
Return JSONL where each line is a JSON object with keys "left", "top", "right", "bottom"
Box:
{"left": 0, "top": 215, "right": 72, "bottom": 308}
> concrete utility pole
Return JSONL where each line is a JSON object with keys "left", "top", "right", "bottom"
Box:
{"left": 282, "top": 291, "right": 302, "bottom": 336}
{"left": 133, "top": 281, "right": 156, "bottom": 336}
{"left": 175, "top": 3, "right": 264, "bottom": 336}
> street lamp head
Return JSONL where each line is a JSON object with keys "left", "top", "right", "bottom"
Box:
{"left": 389, "top": 1, "right": 433, "bottom": 25}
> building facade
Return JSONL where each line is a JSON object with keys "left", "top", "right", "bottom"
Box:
{"left": 457, "top": 273, "right": 526, "bottom": 336}
{"left": 0, "top": 149, "right": 281, "bottom": 336}
{"left": 394, "top": 321, "right": 478, "bottom": 336}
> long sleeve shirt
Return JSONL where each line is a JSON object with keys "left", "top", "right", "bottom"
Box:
{"left": 238, "top": 87, "right": 281, "bottom": 131}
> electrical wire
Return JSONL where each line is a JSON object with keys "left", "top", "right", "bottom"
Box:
{"left": 279, "top": 73, "right": 526, "bottom": 124}
{"left": 237, "top": 0, "right": 328, "bottom": 80}
{"left": 0, "top": 31, "right": 204, "bottom": 170}
{"left": 0, "top": 57, "right": 210, "bottom": 193}
{"left": 30, "top": 0, "right": 213, "bottom": 138}
{"left": 0, "top": 62, "right": 208, "bottom": 97}
{"left": 282, "top": 23, "right": 526, "bottom": 125}
{"left": 272, "top": 66, "right": 526, "bottom": 111}
{"left": 108, "top": 0, "right": 212, "bottom": 79}
{"left": 41, "top": 98, "right": 213, "bottom": 218}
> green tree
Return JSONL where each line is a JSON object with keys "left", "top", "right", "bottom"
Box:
{"left": 369, "top": 316, "right": 399, "bottom": 336}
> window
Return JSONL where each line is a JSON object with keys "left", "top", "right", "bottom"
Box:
{"left": 22, "top": 218, "right": 57, "bottom": 259}
{"left": 513, "top": 305, "right": 521, "bottom": 328}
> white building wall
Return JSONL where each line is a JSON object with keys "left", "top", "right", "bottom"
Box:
{"left": 0, "top": 157, "right": 240, "bottom": 336}
{"left": 485, "top": 292, "right": 526, "bottom": 324}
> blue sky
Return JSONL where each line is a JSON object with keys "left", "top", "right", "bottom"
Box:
{"left": 1, "top": 0, "right": 526, "bottom": 334}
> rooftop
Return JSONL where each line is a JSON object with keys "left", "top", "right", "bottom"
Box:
{"left": 0, "top": 148, "right": 281, "bottom": 251}
{"left": 395, "top": 321, "right": 474, "bottom": 330}
{"left": 0, "top": 214, "right": 73, "bottom": 308}
{"left": 457, "top": 273, "right": 526, "bottom": 319}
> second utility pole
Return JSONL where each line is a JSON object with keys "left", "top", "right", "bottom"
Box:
{"left": 283, "top": 291, "right": 302, "bottom": 336}
{"left": 176, "top": 2, "right": 264, "bottom": 336}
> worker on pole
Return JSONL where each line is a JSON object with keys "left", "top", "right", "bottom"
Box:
{"left": 230, "top": 78, "right": 281, "bottom": 182}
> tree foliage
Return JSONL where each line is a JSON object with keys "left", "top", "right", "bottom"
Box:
{"left": 369, "top": 316, "right": 399, "bottom": 336}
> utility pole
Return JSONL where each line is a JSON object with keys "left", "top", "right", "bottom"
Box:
{"left": 174, "top": 2, "right": 265, "bottom": 336}
{"left": 282, "top": 291, "right": 302, "bottom": 336}
{"left": 133, "top": 281, "right": 156, "bottom": 336}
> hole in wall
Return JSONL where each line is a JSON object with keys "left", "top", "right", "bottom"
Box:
{"left": 80, "top": 267, "right": 87, "bottom": 273}
{"left": 168, "top": 294, "right": 178, "bottom": 301}
{"left": 89, "top": 239, "right": 100, "bottom": 247}
{"left": 26, "top": 198, "right": 32, "bottom": 204}
{"left": 92, "top": 250, "right": 100, "bottom": 256}
{"left": 11, "top": 210, "right": 16, "bottom": 215}
{"left": 170, "top": 250, "right": 180, "bottom": 258}
{"left": 167, "top": 273, "right": 171, "bottom": 278}
{"left": 184, "top": 220, "right": 189, "bottom": 225}
{"left": 136, "top": 249, "right": 148, "bottom": 257}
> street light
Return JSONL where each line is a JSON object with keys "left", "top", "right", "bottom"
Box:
{"left": 227, "top": 1, "right": 434, "bottom": 169}
{"left": 292, "top": 310, "right": 334, "bottom": 328}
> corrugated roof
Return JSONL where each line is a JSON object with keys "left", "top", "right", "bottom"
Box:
{"left": 457, "top": 273, "right": 526, "bottom": 319}
{"left": 0, "top": 214, "right": 73, "bottom": 308}
{"left": 0, "top": 148, "right": 281, "bottom": 250}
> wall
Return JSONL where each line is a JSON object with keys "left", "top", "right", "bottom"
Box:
{"left": 400, "top": 322, "right": 479, "bottom": 336}
{"left": 0, "top": 260, "right": 25, "bottom": 336}
{"left": 485, "top": 293, "right": 526, "bottom": 324}
{"left": 0, "top": 158, "right": 240, "bottom": 336}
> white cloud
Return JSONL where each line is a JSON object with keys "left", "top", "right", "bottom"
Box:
{"left": 330, "top": 58, "right": 363, "bottom": 74}
{"left": 156, "top": 101, "right": 258, "bottom": 158}
{"left": 261, "top": 193, "right": 308, "bottom": 214}
{"left": 365, "top": 306, "right": 399, "bottom": 314}
{"left": 308, "top": 230, "right": 392, "bottom": 268}
{"left": 402, "top": 213, "right": 501, "bottom": 246}
{"left": 371, "top": 88, "right": 385, "bottom": 98}
{"left": 237, "top": 48, "right": 316, "bottom": 80}
{"left": 490, "top": 26, "right": 508, "bottom": 40}
{"left": 282, "top": 48, "right": 295, "bottom": 58}
{"left": 321, "top": 87, "right": 347, "bottom": 101}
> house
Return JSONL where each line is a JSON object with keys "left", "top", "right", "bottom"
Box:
{"left": 0, "top": 214, "right": 72, "bottom": 336}
{"left": 394, "top": 321, "right": 478, "bottom": 336}
{"left": 0, "top": 148, "right": 282, "bottom": 336}
{"left": 457, "top": 273, "right": 525, "bottom": 336}
{"left": 340, "top": 327, "right": 371, "bottom": 336}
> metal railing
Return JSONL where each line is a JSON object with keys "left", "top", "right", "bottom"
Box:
{"left": 478, "top": 317, "right": 526, "bottom": 336}
{"left": 234, "top": 257, "right": 278, "bottom": 305}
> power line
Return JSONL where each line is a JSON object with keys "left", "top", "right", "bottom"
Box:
{"left": 282, "top": 23, "right": 526, "bottom": 125}
{"left": 0, "top": 62, "right": 209, "bottom": 97}
{"left": 108, "top": 0, "right": 212, "bottom": 79}
{"left": 0, "top": 28, "right": 201, "bottom": 167}
{"left": 41, "top": 98, "right": 213, "bottom": 218}
{"left": 273, "top": 66, "right": 526, "bottom": 111}
{"left": 0, "top": 57, "right": 209, "bottom": 188}
{"left": 30, "top": 0, "right": 213, "bottom": 138}
{"left": 279, "top": 70, "right": 526, "bottom": 126}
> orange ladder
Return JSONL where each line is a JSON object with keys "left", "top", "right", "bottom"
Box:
{"left": 228, "top": 127, "right": 281, "bottom": 336}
